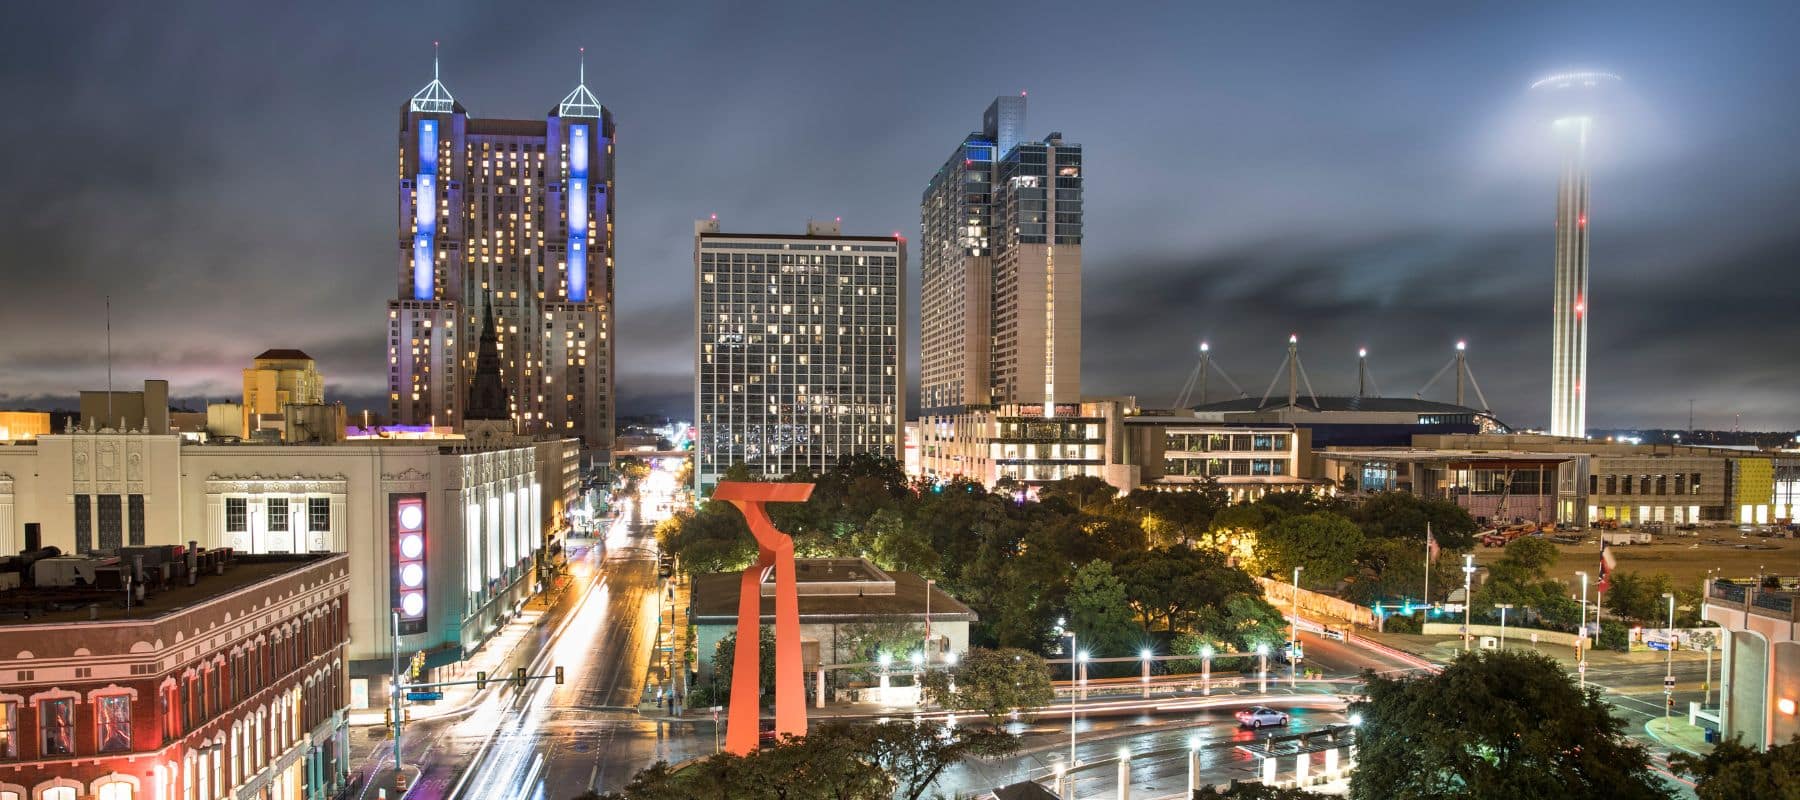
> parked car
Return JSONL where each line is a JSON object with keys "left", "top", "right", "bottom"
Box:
{"left": 1235, "top": 706, "right": 1291, "bottom": 729}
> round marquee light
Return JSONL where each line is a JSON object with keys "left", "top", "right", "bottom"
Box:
{"left": 400, "top": 533, "right": 425, "bottom": 560}
{"left": 400, "top": 591, "right": 426, "bottom": 618}
{"left": 398, "top": 504, "right": 425, "bottom": 532}
{"left": 400, "top": 563, "right": 425, "bottom": 589}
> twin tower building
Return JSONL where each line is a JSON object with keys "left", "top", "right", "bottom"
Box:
{"left": 387, "top": 57, "right": 615, "bottom": 451}
{"left": 384, "top": 62, "right": 1082, "bottom": 484}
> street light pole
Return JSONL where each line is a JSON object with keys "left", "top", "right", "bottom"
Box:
{"left": 1576, "top": 571, "right": 1589, "bottom": 688}
{"left": 1462, "top": 554, "right": 1476, "bottom": 652}
{"left": 390, "top": 610, "right": 404, "bottom": 790}
{"left": 1069, "top": 631, "right": 1079, "bottom": 769}
{"left": 1495, "top": 604, "right": 1513, "bottom": 651}
{"left": 1662, "top": 592, "right": 1676, "bottom": 718}
{"left": 1290, "top": 566, "right": 1303, "bottom": 686}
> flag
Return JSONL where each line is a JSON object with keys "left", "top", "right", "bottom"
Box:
{"left": 1426, "top": 529, "right": 1440, "bottom": 563}
{"left": 1598, "top": 539, "right": 1616, "bottom": 593}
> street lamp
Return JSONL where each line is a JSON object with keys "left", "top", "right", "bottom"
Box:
{"left": 1140, "top": 648, "right": 1154, "bottom": 698}
{"left": 1662, "top": 592, "right": 1676, "bottom": 718}
{"left": 1200, "top": 645, "right": 1213, "bottom": 696}
{"left": 1256, "top": 643, "right": 1270, "bottom": 693}
{"left": 1575, "top": 570, "right": 1590, "bottom": 688}
{"left": 1461, "top": 555, "right": 1477, "bottom": 652}
{"left": 1069, "top": 633, "right": 1081, "bottom": 769}
{"left": 1495, "top": 604, "right": 1513, "bottom": 651}
{"left": 1291, "top": 566, "right": 1304, "bottom": 685}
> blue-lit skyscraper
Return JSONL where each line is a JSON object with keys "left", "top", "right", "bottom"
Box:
{"left": 388, "top": 53, "right": 616, "bottom": 450}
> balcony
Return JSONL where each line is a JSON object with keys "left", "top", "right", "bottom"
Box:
{"left": 1706, "top": 578, "right": 1797, "bottom": 623}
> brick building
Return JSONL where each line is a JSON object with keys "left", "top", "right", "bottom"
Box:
{"left": 0, "top": 552, "right": 350, "bottom": 800}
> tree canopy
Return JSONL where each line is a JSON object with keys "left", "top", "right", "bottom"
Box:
{"left": 919, "top": 647, "right": 1054, "bottom": 725}
{"left": 586, "top": 720, "right": 1015, "bottom": 800}
{"left": 1349, "top": 649, "right": 1672, "bottom": 800}
{"left": 1669, "top": 734, "right": 1800, "bottom": 800}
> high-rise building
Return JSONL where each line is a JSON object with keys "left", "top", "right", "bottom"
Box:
{"left": 387, "top": 51, "right": 615, "bottom": 450}
{"left": 693, "top": 219, "right": 905, "bottom": 494}
{"left": 918, "top": 97, "right": 1112, "bottom": 487}
{"left": 1535, "top": 71, "right": 1618, "bottom": 439}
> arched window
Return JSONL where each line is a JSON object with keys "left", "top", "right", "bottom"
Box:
{"left": 40, "top": 787, "right": 77, "bottom": 800}
{"left": 96, "top": 782, "right": 133, "bottom": 800}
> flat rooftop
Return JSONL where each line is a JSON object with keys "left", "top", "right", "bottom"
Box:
{"left": 692, "top": 559, "right": 976, "bottom": 624}
{"left": 0, "top": 554, "right": 329, "bottom": 627}
{"left": 1318, "top": 448, "right": 1575, "bottom": 465}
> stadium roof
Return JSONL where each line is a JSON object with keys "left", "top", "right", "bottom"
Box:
{"left": 1192, "top": 395, "right": 1487, "bottom": 415}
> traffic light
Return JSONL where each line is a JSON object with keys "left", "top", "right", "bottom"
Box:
{"left": 555, "top": 666, "right": 565, "bottom": 685}
{"left": 515, "top": 667, "right": 526, "bottom": 688}
{"left": 476, "top": 671, "right": 488, "bottom": 690}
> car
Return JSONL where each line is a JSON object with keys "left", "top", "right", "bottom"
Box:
{"left": 1235, "top": 706, "right": 1290, "bottom": 729}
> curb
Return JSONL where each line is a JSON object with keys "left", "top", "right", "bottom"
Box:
{"left": 1643, "top": 719, "right": 1709, "bottom": 758}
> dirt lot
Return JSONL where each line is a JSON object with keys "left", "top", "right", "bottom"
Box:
{"left": 1470, "top": 528, "right": 1799, "bottom": 588}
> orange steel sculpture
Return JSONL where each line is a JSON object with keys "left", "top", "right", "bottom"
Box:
{"left": 714, "top": 480, "right": 815, "bottom": 754}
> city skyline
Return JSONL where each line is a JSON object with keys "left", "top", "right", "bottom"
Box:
{"left": 2, "top": 3, "right": 1799, "bottom": 431}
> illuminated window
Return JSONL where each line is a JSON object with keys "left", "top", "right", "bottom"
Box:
{"left": 38, "top": 697, "right": 74, "bottom": 755}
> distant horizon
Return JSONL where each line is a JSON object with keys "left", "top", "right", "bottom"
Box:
{"left": 3, "top": 3, "right": 1797, "bottom": 432}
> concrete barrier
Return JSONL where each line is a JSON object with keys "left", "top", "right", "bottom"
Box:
{"left": 1257, "top": 577, "right": 1376, "bottom": 627}
{"left": 1422, "top": 622, "right": 1587, "bottom": 648}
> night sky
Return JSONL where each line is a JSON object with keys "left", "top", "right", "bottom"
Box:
{"left": 2, "top": 2, "right": 1796, "bottom": 431}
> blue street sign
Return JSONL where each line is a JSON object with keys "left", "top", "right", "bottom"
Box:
{"left": 406, "top": 691, "right": 445, "bottom": 702}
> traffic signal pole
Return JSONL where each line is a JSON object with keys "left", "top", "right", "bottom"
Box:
{"left": 387, "top": 615, "right": 565, "bottom": 792}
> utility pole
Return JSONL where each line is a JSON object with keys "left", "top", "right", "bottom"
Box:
{"left": 1462, "top": 555, "right": 1476, "bottom": 652}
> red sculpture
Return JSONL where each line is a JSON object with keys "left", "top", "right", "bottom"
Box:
{"left": 713, "top": 481, "right": 815, "bottom": 754}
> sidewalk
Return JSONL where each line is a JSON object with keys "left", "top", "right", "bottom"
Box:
{"left": 1364, "top": 631, "right": 1708, "bottom": 670}
{"left": 1645, "top": 716, "right": 1714, "bottom": 757}
{"left": 641, "top": 568, "right": 693, "bottom": 713}
{"left": 346, "top": 603, "right": 548, "bottom": 727}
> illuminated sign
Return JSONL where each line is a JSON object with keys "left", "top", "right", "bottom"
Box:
{"left": 392, "top": 494, "right": 428, "bottom": 634}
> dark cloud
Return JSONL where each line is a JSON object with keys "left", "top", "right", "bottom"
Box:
{"left": 0, "top": 1, "right": 1796, "bottom": 429}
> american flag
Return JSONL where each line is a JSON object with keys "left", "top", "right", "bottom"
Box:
{"left": 1426, "top": 528, "right": 1440, "bottom": 563}
{"left": 1598, "top": 539, "right": 1617, "bottom": 592}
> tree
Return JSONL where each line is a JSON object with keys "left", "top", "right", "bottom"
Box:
{"left": 706, "top": 628, "right": 775, "bottom": 703}
{"left": 1347, "top": 492, "right": 1478, "bottom": 550}
{"left": 1486, "top": 537, "right": 1558, "bottom": 585}
{"left": 1669, "top": 734, "right": 1800, "bottom": 800}
{"left": 919, "top": 647, "right": 1054, "bottom": 725}
{"left": 1257, "top": 511, "right": 1364, "bottom": 582}
{"left": 856, "top": 721, "right": 1019, "bottom": 800}
{"left": 1194, "top": 783, "right": 1330, "bottom": 799}
{"left": 593, "top": 722, "right": 1019, "bottom": 800}
{"left": 1037, "top": 475, "right": 1119, "bottom": 513}
{"left": 1605, "top": 571, "right": 1676, "bottom": 623}
{"left": 1065, "top": 560, "right": 1142, "bottom": 655}
{"left": 1116, "top": 545, "right": 1258, "bottom": 632}
{"left": 1349, "top": 649, "right": 1672, "bottom": 800}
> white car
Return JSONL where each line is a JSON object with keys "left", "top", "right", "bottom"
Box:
{"left": 1235, "top": 706, "right": 1291, "bottom": 729}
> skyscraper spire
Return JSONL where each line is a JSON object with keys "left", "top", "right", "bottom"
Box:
{"left": 411, "top": 40, "right": 456, "bottom": 114}
{"left": 559, "top": 46, "right": 602, "bottom": 118}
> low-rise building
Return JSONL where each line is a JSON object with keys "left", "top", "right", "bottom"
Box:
{"left": 917, "top": 399, "right": 1135, "bottom": 490}
{"left": 1411, "top": 434, "right": 1778, "bottom": 526}
{"left": 1121, "top": 419, "right": 1321, "bottom": 501}
{"left": 0, "top": 413, "right": 50, "bottom": 444}
{"left": 0, "top": 427, "right": 580, "bottom": 703}
{"left": 0, "top": 552, "right": 350, "bottom": 800}
{"left": 689, "top": 558, "right": 976, "bottom": 687}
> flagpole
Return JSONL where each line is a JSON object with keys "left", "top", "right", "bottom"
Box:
{"left": 1423, "top": 521, "right": 1431, "bottom": 607}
